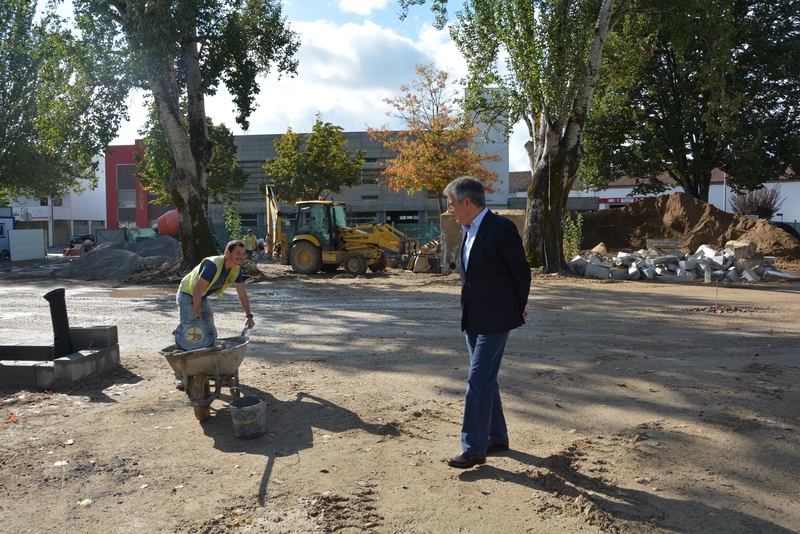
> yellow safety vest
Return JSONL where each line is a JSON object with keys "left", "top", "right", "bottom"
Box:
{"left": 244, "top": 234, "right": 258, "bottom": 250}
{"left": 179, "top": 256, "right": 240, "bottom": 299}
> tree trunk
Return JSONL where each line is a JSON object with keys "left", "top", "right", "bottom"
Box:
{"left": 523, "top": 0, "right": 629, "bottom": 273}
{"left": 145, "top": 30, "right": 216, "bottom": 269}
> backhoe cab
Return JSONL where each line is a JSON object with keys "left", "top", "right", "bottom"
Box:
{"left": 268, "top": 191, "right": 418, "bottom": 276}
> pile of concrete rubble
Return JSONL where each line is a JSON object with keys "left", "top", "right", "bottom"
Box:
{"left": 569, "top": 239, "right": 798, "bottom": 283}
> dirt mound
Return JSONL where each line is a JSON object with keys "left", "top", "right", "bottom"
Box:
{"left": 58, "top": 237, "right": 181, "bottom": 281}
{"left": 581, "top": 192, "right": 800, "bottom": 259}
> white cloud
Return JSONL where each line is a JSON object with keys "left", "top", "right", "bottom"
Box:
{"left": 337, "top": 0, "right": 392, "bottom": 16}
{"left": 113, "top": 15, "right": 531, "bottom": 171}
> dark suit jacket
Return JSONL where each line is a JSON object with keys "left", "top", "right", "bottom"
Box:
{"left": 459, "top": 210, "right": 532, "bottom": 334}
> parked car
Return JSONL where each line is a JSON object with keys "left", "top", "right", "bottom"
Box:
{"left": 68, "top": 234, "right": 95, "bottom": 247}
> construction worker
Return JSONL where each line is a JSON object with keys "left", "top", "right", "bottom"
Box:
{"left": 243, "top": 229, "right": 258, "bottom": 260}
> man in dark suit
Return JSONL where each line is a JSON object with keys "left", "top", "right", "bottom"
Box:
{"left": 443, "top": 176, "right": 531, "bottom": 469}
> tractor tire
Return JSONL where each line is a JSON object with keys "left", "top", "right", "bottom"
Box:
{"left": 290, "top": 241, "right": 322, "bottom": 274}
{"left": 188, "top": 374, "right": 211, "bottom": 422}
{"left": 344, "top": 252, "right": 368, "bottom": 276}
{"left": 369, "top": 251, "right": 388, "bottom": 272}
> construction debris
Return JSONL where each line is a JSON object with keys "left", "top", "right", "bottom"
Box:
{"left": 570, "top": 239, "right": 797, "bottom": 283}
{"left": 407, "top": 238, "right": 441, "bottom": 273}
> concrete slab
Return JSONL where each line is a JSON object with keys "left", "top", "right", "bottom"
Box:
{"left": 742, "top": 269, "right": 760, "bottom": 282}
{"left": 764, "top": 270, "right": 798, "bottom": 280}
{"left": 610, "top": 268, "right": 630, "bottom": 280}
{"left": 584, "top": 262, "right": 610, "bottom": 280}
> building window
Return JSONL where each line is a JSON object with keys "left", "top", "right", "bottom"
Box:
{"left": 361, "top": 168, "right": 382, "bottom": 184}
{"left": 386, "top": 211, "right": 419, "bottom": 224}
{"left": 240, "top": 213, "right": 259, "bottom": 227}
{"left": 118, "top": 190, "right": 136, "bottom": 208}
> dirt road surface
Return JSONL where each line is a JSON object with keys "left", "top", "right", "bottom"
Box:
{"left": 1, "top": 263, "right": 799, "bottom": 533}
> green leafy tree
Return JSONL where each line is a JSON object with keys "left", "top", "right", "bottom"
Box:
{"left": 0, "top": 0, "right": 113, "bottom": 200}
{"left": 263, "top": 113, "right": 367, "bottom": 202}
{"left": 580, "top": 0, "right": 800, "bottom": 202}
{"left": 368, "top": 63, "right": 499, "bottom": 214}
{"left": 401, "top": 0, "right": 633, "bottom": 272}
{"left": 224, "top": 200, "right": 243, "bottom": 242}
{"left": 42, "top": 0, "right": 299, "bottom": 268}
{"left": 135, "top": 104, "right": 249, "bottom": 205}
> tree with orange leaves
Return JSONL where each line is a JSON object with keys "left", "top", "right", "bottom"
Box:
{"left": 367, "top": 64, "right": 499, "bottom": 214}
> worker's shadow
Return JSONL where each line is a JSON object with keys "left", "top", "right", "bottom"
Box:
{"left": 201, "top": 389, "right": 399, "bottom": 505}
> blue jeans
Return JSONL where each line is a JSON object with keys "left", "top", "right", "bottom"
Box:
{"left": 176, "top": 290, "right": 217, "bottom": 338}
{"left": 461, "top": 330, "right": 510, "bottom": 455}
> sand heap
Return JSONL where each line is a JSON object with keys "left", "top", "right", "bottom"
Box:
{"left": 58, "top": 236, "right": 181, "bottom": 280}
{"left": 581, "top": 192, "right": 800, "bottom": 259}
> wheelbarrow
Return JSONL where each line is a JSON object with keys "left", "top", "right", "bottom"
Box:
{"left": 160, "top": 335, "right": 250, "bottom": 421}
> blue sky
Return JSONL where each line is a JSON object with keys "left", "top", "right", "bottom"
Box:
{"left": 107, "top": 0, "right": 529, "bottom": 171}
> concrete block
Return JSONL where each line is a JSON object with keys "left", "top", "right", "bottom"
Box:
{"left": 704, "top": 264, "right": 712, "bottom": 283}
{"left": 589, "top": 255, "right": 612, "bottom": 268}
{"left": 94, "top": 345, "right": 121, "bottom": 371}
{"left": 764, "top": 256, "right": 776, "bottom": 265}
{"left": 35, "top": 363, "right": 55, "bottom": 390}
{"left": 615, "top": 252, "right": 635, "bottom": 266}
{"left": 0, "top": 361, "right": 38, "bottom": 388}
{"left": 679, "top": 259, "right": 697, "bottom": 271}
{"left": 610, "top": 268, "right": 630, "bottom": 280}
{"left": 54, "top": 351, "right": 97, "bottom": 382}
{"left": 642, "top": 267, "right": 657, "bottom": 280}
{"left": 655, "top": 266, "right": 670, "bottom": 276}
{"left": 650, "top": 255, "right": 681, "bottom": 265}
{"left": 712, "top": 270, "right": 726, "bottom": 281}
{"left": 725, "top": 239, "right": 757, "bottom": 260}
{"left": 70, "top": 326, "right": 119, "bottom": 350}
{"left": 764, "top": 269, "right": 798, "bottom": 280}
{"left": 676, "top": 267, "right": 692, "bottom": 277}
{"left": 725, "top": 270, "right": 740, "bottom": 283}
{"left": 569, "top": 256, "right": 588, "bottom": 275}
{"left": 584, "top": 262, "right": 610, "bottom": 280}
{"left": 694, "top": 245, "right": 719, "bottom": 259}
{"left": 667, "top": 263, "right": 680, "bottom": 272}
{"left": 742, "top": 269, "right": 760, "bottom": 282}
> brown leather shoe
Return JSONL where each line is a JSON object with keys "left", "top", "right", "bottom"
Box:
{"left": 486, "top": 441, "right": 509, "bottom": 454}
{"left": 447, "top": 452, "right": 486, "bottom": 469}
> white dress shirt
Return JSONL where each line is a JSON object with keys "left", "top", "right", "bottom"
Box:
{"left": 462, "top": 207, "right": 488, "bottom": 271}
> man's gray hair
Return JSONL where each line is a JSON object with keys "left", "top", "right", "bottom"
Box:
{"left": 443, "top": 176, "right": 486, "bottom": 207}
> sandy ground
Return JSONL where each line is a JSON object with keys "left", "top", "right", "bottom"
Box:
{"left": 1, "top": 261, "right": 799, "bottom": 533}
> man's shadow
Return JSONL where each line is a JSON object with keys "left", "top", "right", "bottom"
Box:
{"left": 458, "top": 449, "right": 795, "bottom": 533}
{"left": 200, "top": 388, "right": 399, "bottom": 505}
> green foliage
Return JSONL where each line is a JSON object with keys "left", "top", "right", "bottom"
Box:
{"left": 224, "top": 200, "right": 243, "bottom": 242}
{"left": 135, "top": 103, "right": 249, "bottom": 205}
{"left": 0, "top": 0, "right": 113, "bottom": 200}
{"left": 562, "top": 211, "right": 583, "bottom": 259}
{"left": 729, "top": 186, "right": 785, "bottom": 220}
{"left": 263, "top": 113, "right": 367, "bottom": 202}
{"left": 580, "top": 0, "right": 800, "bottom": 201}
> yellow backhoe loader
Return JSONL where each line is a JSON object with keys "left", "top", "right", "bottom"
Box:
{"left": 266, "top": 186, "right": 419, "bottom": 276}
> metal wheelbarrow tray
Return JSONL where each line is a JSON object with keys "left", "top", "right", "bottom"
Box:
{"left": 160, "top": 336, "right": 250, "bottom": 421}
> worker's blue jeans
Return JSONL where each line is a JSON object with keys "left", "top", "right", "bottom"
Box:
{"left": 461, "top": 329, "right": 510, "bottom": 456}
{"left": 176, "top": 290, "right": 216, "bottom": 337}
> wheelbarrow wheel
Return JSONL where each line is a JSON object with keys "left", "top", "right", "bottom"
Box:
{"left": 188, "top": 374, "right": 211, "bottom": 421}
